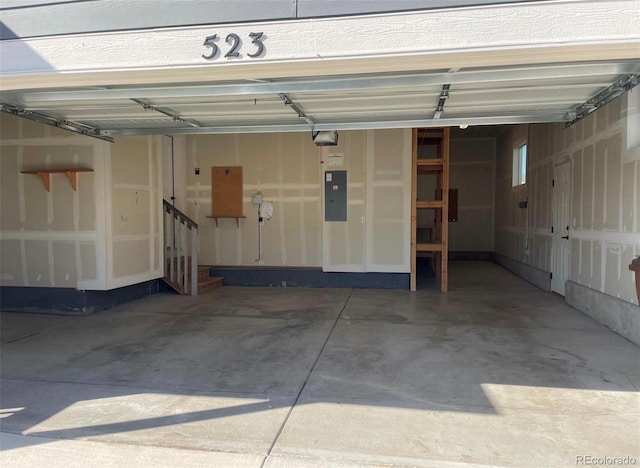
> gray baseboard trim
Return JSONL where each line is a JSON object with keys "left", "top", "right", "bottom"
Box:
{"left": 492, "top": 253, "right": 551, "bottom": 291}
{"left": 208, "top": 267, "right": 409, "bottom": 289}
{"left": 565, "top": 281, "right": 640, "bottom": 346}
{"left": 0, "top": 280, "right": 162, "bottom": 316}
{"left": 449, "top": 251, "right": 493, "bottom": 261}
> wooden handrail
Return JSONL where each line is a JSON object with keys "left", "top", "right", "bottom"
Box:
{"left": 163, "top": 199, "right": 198, "bottom": 230}
{"left": 163, "top": 199, "right": 199, "bottom": 296}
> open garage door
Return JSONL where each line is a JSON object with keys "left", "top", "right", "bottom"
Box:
{"left": 1, "top": 61, "right": 639, "bottom": 140}
{"left": 1, "top": 0, "right": 639, "bottom": 138}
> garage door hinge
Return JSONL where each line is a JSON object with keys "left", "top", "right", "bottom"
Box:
{"left": 552, "top": 179, "right": 555, "bottom": 187}
{"left": 550, "top": 272, "right": 553, "bottom": 279}
{"left": 551, "top": 226, "right": 554, "bottom": 233}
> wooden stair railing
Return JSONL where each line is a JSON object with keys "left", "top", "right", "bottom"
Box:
{"left": 163, "top": 200, "right": 199, "bottom": 296}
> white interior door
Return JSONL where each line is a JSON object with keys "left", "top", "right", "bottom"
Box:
{"left": 551, "top": 162, "right": 571, "bottom": 295}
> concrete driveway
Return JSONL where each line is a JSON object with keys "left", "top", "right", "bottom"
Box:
{"left": 1, "top": 262, "right": 639, "bottom": 467}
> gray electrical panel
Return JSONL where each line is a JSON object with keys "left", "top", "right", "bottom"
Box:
{"left": 324, "top": 170, "right": 347, "bottom": 221}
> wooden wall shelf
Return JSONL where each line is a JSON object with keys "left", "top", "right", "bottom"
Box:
{"left": 206, "top": 215, "right": 246, "bottom": 227}
{"left": 21, "top": 168, "right": 93, "bottom": 192}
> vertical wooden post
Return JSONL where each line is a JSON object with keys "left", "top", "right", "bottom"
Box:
{"left": 441, "top": 127, "right": 450, "bottom": 292}
{"left": 410, "top": 128, "right": 418, "bottom": 292}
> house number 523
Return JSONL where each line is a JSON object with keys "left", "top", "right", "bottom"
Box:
{"left": 202, "top": 32, "right": 266, "bottom": 60}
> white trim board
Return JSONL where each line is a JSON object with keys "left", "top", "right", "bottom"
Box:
{"left": 1, "top": 1, "right": 638, "bottom": 90}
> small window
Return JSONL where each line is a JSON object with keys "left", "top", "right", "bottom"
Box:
{"left": 512, "top": 143, "right": 527, "bottom": 186}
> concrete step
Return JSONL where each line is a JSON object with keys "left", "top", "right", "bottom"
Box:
{"left": 198, "top": 276, "right": 223, "bottom": 295}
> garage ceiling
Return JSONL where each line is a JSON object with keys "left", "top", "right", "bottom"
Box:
{"left": 1, "top": 60, "right": 639, "bottom": 140}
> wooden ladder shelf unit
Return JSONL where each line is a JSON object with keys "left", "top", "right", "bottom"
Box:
{"left": 411, "top": 127, "right": 450, "bottom": 292}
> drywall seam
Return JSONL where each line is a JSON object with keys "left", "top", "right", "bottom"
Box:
{"left": 299, "top": 133, "right": 306, "bottom": 266}
{"left": 45, "top": 153, "right": 54, "bottom": 225}
{"left": 402, "top": 128, "right": 412, "bottom": 268}
{"left": 148, "top": 137, "right": 154, "bottom": 274}
{"left": 579, "top": 142, "right": 585, "bottom": 277}
{"left": 45, "top": 151, "right": 55, "bottom": 286}
{"left": 590, "top": 239, "right": 594, "bottom": 281}
{"left": 103, "top": 141, "right": 113, "bottom": 288}
{"left": 155, "top": 136, "right": 164, "bottom": 272}
{"left": 0, "top": 231, "right": 98, "bottom": 241}
{"left": 186, "top": 183, "right": 322, "bottom": 191}
{"left": 603, "top": 149, "right": 608, "bottom": 225}
{"left": 18, "top": 239, "right": 28, "bottom": 286}
{"left": 46, "top": 239, "right": 54, "bottom": 287}
{"left": 345, "top": 132, "right": 354, "bottom": 266}
{"left": 113, "top": 233, "right": 160, "bottom": 245}
{"left": 364, "top": 130, "right": 373, "bottom": 271}
{"left": 367, "top": 180, "right": 405, "bottom": 188}
{"left": 276, "top": 133, "right": 286, "bottom": 265}
{"left": 187, "top": 196, "right": 321, "bottom": 204}
{"left": 16, "top": 119, "right": 29, "bottom": 286}
{"left": 619, "top": 146, "right": 624, "bottom": 233}
{"left": 578, "top": 236, "right": 583, "bottom": 280}
{"left": 567, "top": 230, "right": 640, "bottom": 244}
{"left": 113, "top": 183, "right": 153, "bottom": 191}
{"left": 591, "top": 141, "right": 596, "bottom": 228}
{"left": 73, "top": 152, "right": 83, "bottom": 283}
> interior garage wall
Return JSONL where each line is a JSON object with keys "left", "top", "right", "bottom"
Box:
{"left": 107, "top": 135, "right": 164, "bottom": 289}
{"left": 322, "top": 131, "right": 366, "bottom": 271}
{"left": 561, "top": 94, "right": 639, "bottom": 306}
{"left": 449, "top": 136, "right": 495, "bottom": 252}
{"left": 0, "top": 113, "right": 163, "bottom": 291}
{"left": 417, "top": 135, "right": 496, "bottom": 253}
{"left": 323, "top": 129, "right": 411, "bottom": 273}
{"left": 495, "top": 94, "right": 639, "bottom": 342}
{"left": 0, "top": 114, "right": 105, "bottom": 289}
{"left": 495, "top": 124, "right": 548, "bottom": 274}
{"left": 182, "top": 129, "right": 411, "bottom": 273}
{"left": 183, "top": 132, "right": 322, "bottom": 267}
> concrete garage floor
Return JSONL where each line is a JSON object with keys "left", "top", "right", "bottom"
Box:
{"left": 1, "top": 262, "right": 639, "bottom": 467}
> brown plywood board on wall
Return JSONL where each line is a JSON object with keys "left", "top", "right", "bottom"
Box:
{"left": 211, "top": 166, "right": 243, "bottom": 216}
{"left": 435, "top": 188, "right": 458, "bottom": 222}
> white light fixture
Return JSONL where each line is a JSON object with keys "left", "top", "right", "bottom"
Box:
{"left": 459, "top": 124, "right": 469, "bottom": 129}
{"left": 312, "top": 130, "right": 339, "bottom": 146}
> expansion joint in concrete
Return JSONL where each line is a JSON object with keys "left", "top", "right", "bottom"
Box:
{"left": 260, "top": 288, "right": 354, "bottom": 467}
